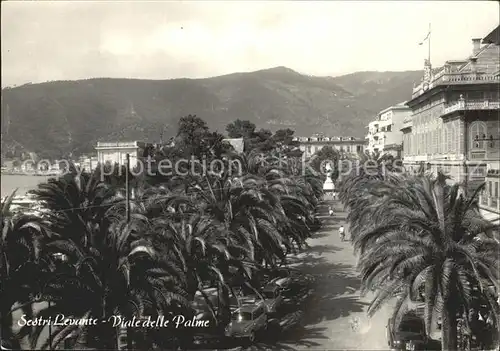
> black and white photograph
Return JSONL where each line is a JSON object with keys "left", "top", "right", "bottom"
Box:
{"left": 1, "top": 1, "right": 499, "bottom": 350}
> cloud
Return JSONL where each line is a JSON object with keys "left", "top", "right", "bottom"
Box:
{"left": 1, "top": 1, "right": 499, "bottom": 87}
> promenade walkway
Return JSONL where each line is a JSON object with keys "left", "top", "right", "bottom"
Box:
{"left": 247, "top": 199, "right": 392, "bottom": 350}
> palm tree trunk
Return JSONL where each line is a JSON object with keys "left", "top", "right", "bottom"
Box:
{"left": 441, "top": 301, "right": 458, "bottom": 351}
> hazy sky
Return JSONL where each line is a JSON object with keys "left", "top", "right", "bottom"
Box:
{"left": 1, "top": 1, "right": 498, "bottom": 87}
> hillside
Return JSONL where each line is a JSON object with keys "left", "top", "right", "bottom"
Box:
{"left": 0, "top": 67, "right": 422, "bottom": 158}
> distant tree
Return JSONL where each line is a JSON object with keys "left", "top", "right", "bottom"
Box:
{"left": 175, "top": 114, "right": 210, "bottom": 159}
{"left": 146, "top": 116, "right": 234, "bottom": 184}
{"left": 272, "top": 128, "right": 301, "bottom": 156}
{"left": 247, "top": 128, "right": 274, "bottom": 152}
{"left": 204, "top": 131, "right": 233, "bottom": 159}
{"left": 310, "top": 146, "right": 340, "bottom": 180}
{"left": 225, "top": 119, "right": 256, "bottom": 138}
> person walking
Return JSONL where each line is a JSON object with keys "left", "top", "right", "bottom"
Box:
{"left": 339, "top": 225, "right": 345, "bottom": 241}
{"left": 328, "top": 206, "right": 334, "bottom": 216}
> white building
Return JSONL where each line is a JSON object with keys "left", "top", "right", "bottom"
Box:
{"left": 95, "top": 141, "right": 145, "bottom": 168}
{"left": 293, "top": 135, "right": 367, "bottom": 159}
{"left": 365, "top": 102, "right": 411, "bottom": 156}
{"left": 224, "top": 138, "right": 244, "bottom": 153}
{"left": 76, "top": 155, "right": 99, "bottom": 172}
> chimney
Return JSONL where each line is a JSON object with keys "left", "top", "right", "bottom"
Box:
{"left": 472, "top": 38, "right": 481, "bottom": 56}
{"left": 470, "top": 57, "right": 477, "bottom": 73}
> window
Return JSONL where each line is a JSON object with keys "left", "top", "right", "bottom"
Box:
{"left": 387, "top": 125, "right": 392, "bottom": 132}
{"left": 263, "top": 290, "right": 277, "bottom": 299}
{"left": 470, "top": 121, "right": 487, "bottom": 150}
{"left": 450, "top": 127, "right": 455, "bottom": 153}
{"left": 446, "top": 125, "right": 453, "bottom": 152}
{"left": 442, "top": 127, "right": 448, "bottom": 153}
{"left": 427, "top": 131, "right": 431, "bottom": 154}
{"left": 437, "top": 127, "right": 441, "bottom": 153}
{"left": 489, "top": 181, "right": 492, "bottom": 196}
{"left": 254, "top": 307, "right": 263, "bottom": 317}
{"left": 232, "top": 311, "right": 252, "bottom": 321}
{"left": 495, "top": 182, "right": 499, "bottom": 198}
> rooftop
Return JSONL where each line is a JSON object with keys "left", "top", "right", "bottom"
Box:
{"left": 378, "top": 101, "right": 411, "bottom": 115}
{"left": 224, "top": 138, "right": 244, "bottom": 154}
{"left": 293, "top": 136, "right": 366, "bottom": 143}
{"left": 234, "top": 303, "right": 263, "bottom": 313}
{"left": 410, "top": 25, "right": 500, "bottom": 101}
{"left": 483, "top": 25, "right": 500, "bottom": 45}
{"left": 263, "top": 284, "right": 280, "bottom": 292}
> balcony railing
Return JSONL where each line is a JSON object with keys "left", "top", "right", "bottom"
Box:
{"left": 401, "top": 118, "right": 412, "bottom": 130}
{"left": 480, "top": 193, "right": 500, "bottom": 213}
{"left": 443, "top": 100, "right": 500, "bottom": 115}
{"left": 412, "top": 72, "right": 500, "bottom": 98}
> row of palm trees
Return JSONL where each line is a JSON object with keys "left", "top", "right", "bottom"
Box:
{"left": 338, "top": 152, "right": 500, "bottom": 351}
{"left": 0, "top": 148, "right": 324, "bottom": 350}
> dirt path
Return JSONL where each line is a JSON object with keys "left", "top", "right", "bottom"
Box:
{"left": 255, "top": 199, "right": 393, "bottom": 350}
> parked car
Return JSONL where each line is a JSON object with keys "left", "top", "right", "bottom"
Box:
{"left": 225, "top": 303, "right": 268, "bottom": 342}
{"left": 261, "top": 283, "right": 284, "bottom": 314}
{"left": 262, "top": 268, "right": 315, "bottom": 292}
{"left": 387, "top": 313, "right": 428, "bottom": 350}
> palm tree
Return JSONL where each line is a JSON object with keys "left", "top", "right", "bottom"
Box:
{"left": 27, "top": 172, "right": 191, "bottom": 349}
{"left": 354, "top": 173, "right": 499, "bottom": 350}
{"left": 338, "top": 152, "right": 404, "bottom": 241}
{"left": 150, "top": 213, "right": 257, "bottom": 332}
{"left": 0, "top": 189, "right": 45, "bottom": 350}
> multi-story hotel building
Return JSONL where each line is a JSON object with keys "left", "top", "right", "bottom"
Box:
{"left": 366, "top": 102, "right": 411, "bottom": 157}
{"left": 293, "top": 135, "right": 367, "bottom": 159}
{"left": 402, "top": 25, "right": 500, "bottom": 190}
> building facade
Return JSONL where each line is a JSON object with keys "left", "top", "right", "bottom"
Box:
{"left": 403, "top": 26, "right": 500, "bottom": 191}
{"left": 76, "top": 155, "right": 99, "bottom": 172}
{"left": 479, "top": 169, "right": 500, "bottom": 223}
{"left": 293, "top": 135, "right": 367, "bottom": 159}
{"left": 366, "top": 102, "right": 411, "bottom": 157}
{"left": 95, "top": 141, "right": 155, "bottom": 169}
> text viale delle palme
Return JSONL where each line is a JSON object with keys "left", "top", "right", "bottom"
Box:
{"left": 17, "top": 314, "right": 211, "bottom": 329}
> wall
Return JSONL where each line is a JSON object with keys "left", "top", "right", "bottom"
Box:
{"left": 406, "top": 94, "right": 449, "bottom": 158}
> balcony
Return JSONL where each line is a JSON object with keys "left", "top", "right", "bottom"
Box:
{"left": 401, "top": 118, "right": 412, "bottom": 130}
{"left": 412, "top": 72, "right": 500, "bottom": 98}
{"left": 443, "top": 99, "right": 500, "bottom": 115}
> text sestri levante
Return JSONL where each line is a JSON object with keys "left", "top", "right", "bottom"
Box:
{"left": 18, "top": 314, "right": 210, "bottom": 329}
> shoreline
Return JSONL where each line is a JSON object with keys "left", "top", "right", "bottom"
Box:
{"left": 1, "top": 171, "right": 62, "bottom": 177}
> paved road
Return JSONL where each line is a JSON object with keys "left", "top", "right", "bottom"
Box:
{"left": 251, "top": 199, "right": 393, "bottom": 350}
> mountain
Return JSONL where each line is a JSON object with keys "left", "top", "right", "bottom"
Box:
{"left": 1, "top": 67, "right": 422, "bottom": 159}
